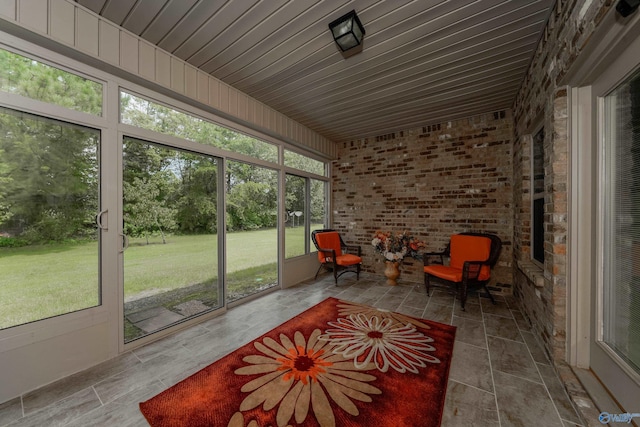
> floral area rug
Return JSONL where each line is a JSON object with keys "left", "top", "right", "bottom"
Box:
{"left": 139, "top": 297, "right": 456, "bottom": 427}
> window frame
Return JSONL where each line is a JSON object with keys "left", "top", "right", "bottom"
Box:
{"left": 531, "top": 125, "right": 546, "bottom": 268}
{"left": 600, "top": 65, "right": 640, "bottom": 378}
{"left": 284, "top": 171, "right": 329, "bottom": 259}
{"left": 0, "top": 41, "right": 111, "bottom": 340}
{"left": 119, "top": 89, "right": 279, "bottom": 164}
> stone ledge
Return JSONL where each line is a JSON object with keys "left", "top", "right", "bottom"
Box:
{"left": 517, "top": 260, "right": 545, "bottom": 288}
{"left": 555, "top": 362, "right": 602, "bottom": 427}
{"left": 571, "top": 366, "right": 625, "bottom": 426}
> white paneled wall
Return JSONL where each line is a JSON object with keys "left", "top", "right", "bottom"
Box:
{"left": 0, "top": 0, "right": 337, "bottom": 158}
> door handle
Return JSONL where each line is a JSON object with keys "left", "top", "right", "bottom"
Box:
{"left": 120, "top": 233, "right": 129, "bottom": 252}
{"left": 96, "top": 209, "right": 108, "bottom": 230}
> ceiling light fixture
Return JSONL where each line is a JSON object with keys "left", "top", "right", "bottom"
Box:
{"left": 616, "top": 0, "right": 640, "bottom": 17}
{"left": 328, "top": 10, "right": 365, "bottom": 52}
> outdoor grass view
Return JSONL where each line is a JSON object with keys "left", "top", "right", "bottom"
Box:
{"left": 123, "top": 231, "right": 282, "bottom": 342}
{"left": 0, "top": 48, "right": 103, "bottom": 330}
{"left": 122, "top": 140, "right": 281, "bottom": 342}
{"left": 1, "top": 230, "right": 298, "bottom": 332}
{"left": 0, "top": 48, "right": 328, "bottom": 342}
{"left": 0, "top": 108, "right": 101, "bottom": 330}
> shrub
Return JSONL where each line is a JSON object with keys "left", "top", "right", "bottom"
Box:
{"left": 0, "top": 236, "right": 28, "bottom": 248}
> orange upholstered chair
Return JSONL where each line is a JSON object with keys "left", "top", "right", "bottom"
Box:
{"left": 312, "top": 229, "right": 362, "bottom": 285}
{"left": 423, "top": 233, "right": 502, "bottom": 310}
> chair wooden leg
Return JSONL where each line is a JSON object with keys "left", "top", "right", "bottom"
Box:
{"left": 314, "top": 264, "right": 324, "bottom": 280}
{"left": 460, "top": 281, "right": 467, "bottom": 311}
{"left": 484, "top": 284, "right": 497, "bottom": 305}
{"left": 356, "top": 264, "right": 360, "bottom": 281}
{"left": 333, "top": 264, "right": 338, "bottom": 285}
{"left": 424, "top": 274, "right": 430, "bottom": 296}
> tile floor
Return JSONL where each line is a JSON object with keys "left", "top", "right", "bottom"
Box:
{"left": 0, "top": 273, "right": 586, "bottom": 426}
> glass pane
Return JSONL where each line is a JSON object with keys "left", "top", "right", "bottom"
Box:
{"left": 533, "top": 128, "right": 545, "bottom": 194}
{"left": 285, "top": 174, "right": 306, "bottom": 258}
{"left": 120, "top": 91, "right": 277, "bottom": 163}
{"left": 603, "top": 67, "right": 640, "bottom": 375}
{"left": 0, "top": 107, "right": 100, "bottom": 329}
{"left": 123, "top": 137, "right": 220, "bottom": 342}
{"left": 0, "top": 48, "right": 102, "bottom": 116}
{"left": 532, "top": 127, "right": 545, "bottom": 264}
{"left": 533, "top": 198, "right": 544, "bottom": 264}
{"left": 226, "top": 161, "right": 278, "bottom": 303}
{"left": 284, "top": 150, "right": 326, "bottom": 176}
{"left": 310, "top": 178, "right": 327, "bottom": 235}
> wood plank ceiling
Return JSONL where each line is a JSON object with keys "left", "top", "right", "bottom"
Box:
{"left": 75, "top": 0, "right": 555, "bottom": 143}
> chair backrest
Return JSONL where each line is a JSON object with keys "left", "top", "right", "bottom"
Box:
{"left": 312, "top": 230, "right": 343, "bottom": 262}
{"left": 444, "top": 232, "right": 502, "bottom": 268}
{"left": 449, "top": 234, "right": 492, "bottom": 271}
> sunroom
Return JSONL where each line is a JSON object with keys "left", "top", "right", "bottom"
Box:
{"left": 0, "top": 1, "right": 639, "bottom": 426}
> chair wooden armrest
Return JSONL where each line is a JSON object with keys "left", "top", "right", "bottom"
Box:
{"left": 462, "top": 260, "right": 487, "bottom": 281}
{"left": 343, "top": 245, "right": 361, "bottom": 256}
{"left": 317, "top": 247, "right": 337, "bottom": 262}
{"left": 423, "top": 251, "right": 446, "bottom": 265}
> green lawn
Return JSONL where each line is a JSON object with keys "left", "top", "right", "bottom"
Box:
{"left": 0, "top": 228, "right": 308, "bottom": 330}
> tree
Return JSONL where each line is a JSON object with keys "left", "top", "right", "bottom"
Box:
{"left": 174, "top": 155, "right": 218, "bottom": 233}
{"left": 0, "top": 109, "right": 99, "bottom": 242}
{"left": 285, "top": 174, "right": 305, "bottom": 227}
{"left": 0, "top": 49, "right": 102, "bottom": 114}
{"left": 0, "top": 49, "right": 101, "bottom": 243}
{"left": 123, "top": 174, "right": 177, "bottom": 244}
{"left": 226, "top": 181, "right": 277, "bottom": 231}
{"left": 122, "top": 139, "right": 180, "bottom": 243}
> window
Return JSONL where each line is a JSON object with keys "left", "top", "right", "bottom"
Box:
{"left": 0, "top": 107, "right": 101, "bottom": 330}
{"left": 120, "top": 91, "right": 278, "bottom": 163}
{"left": 122, "top": 137, "right": 222, "bottom": 342}
{"left": 602, "top": 67, "right": 640, "bottom": 375}
{"left": 284, "top": 148, "right": 328, "bottom": 258}
{"left": 310, "top": 178, "right": 327, "bottom": 234}
{"left": 226, "top": 161, "right": 278, "bottom": 303}
{"left": 285, "top": 174, "right": 306, "bottom": 258}
{"left": 532, "top": 127, "right": 545, "bottom": 265}
{"left": 284, "top": 149, "right": 326, "bottom": 176}
{"left": 0, "top": 48, "right": 102, "bottom": 116}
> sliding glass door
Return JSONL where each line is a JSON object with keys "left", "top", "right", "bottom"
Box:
{"left": 122, "top": 137, "right": 221, "bottom": 342}
{"left": 0, "top": 108, "right": 101, "bottom": 330}
{"left": 225, "top": 161, "right": 278, "bottom": 304}
{"left": 592, "top": 66, "right": 640, "bottom": 407}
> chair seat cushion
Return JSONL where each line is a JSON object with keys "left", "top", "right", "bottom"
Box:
{"left": 424, "top": 265, "right": 463, "bottom": 282}
{"left": 424, "top": 264, "right": 491, "bottom": 282}
{"left": 336, "top": 254, "right": 362, "bottom": 266}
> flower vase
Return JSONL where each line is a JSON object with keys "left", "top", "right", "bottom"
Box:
{"left": 384, "top": 261, "right": 401, "bottom": 286}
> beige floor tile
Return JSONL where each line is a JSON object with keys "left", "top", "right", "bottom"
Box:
{"left": 0, "top": 399, "right": 23, "bottom": 427}
{"left": 480, "top": 298, "right": 514, "bottom": 318}
{"left": 521, "top": 330, "right": 550, "bottom": 365}
{"left": 452, "top": 315, "right": 487, "bottom": 348}
{"left": 442, "top": 380, "right": 499, "bottom": 426}
{"left": 484, "top": 313, "right": 524, "bottom": 342}
{"left": 424, "top": 302, "right": 454, "bottom": 325}
{"left": 449, "top": 341, "right": 494, "bottom": 393}
{"left": 538, "top": 363, "right": 582, "bottom": 424}
{"left": 487, "top": 336, "right": 542, "bottom": 383}
{"left": 494, "top": 371, "right": 564, "bottom": 427}
{"left": 3, "top": 273, "right": 573, "bottom": 427}
{"left": 7, "top": 388, "right": 100, "bottom": 427}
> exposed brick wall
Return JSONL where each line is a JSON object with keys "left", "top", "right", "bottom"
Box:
{"left": 332, "top": 112, "right": 513, "bottom": 294}
{"left": 511, "top": 0, "right": 613, "bottom": 361}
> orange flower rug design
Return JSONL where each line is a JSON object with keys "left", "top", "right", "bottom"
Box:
{"left": 139, "top": 297, "right": 456, "bottom": 427}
